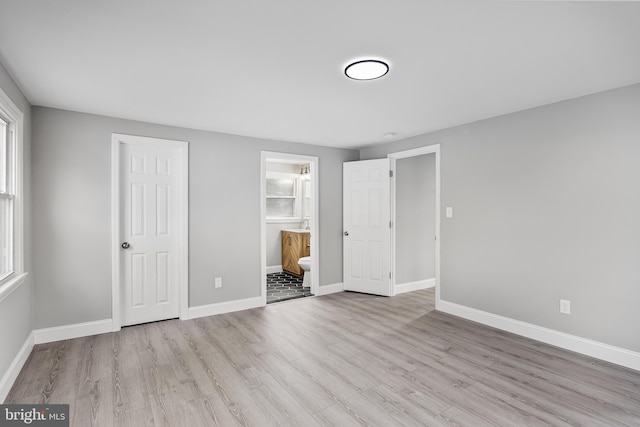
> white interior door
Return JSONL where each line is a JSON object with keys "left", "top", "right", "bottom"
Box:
{"left": 119, "top": 140, "right": 182, "bottom": 326}
{"left": 343, "top": 158, "right": 392, "bottom": 296}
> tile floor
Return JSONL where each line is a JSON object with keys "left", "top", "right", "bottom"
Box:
{"left": 266, "top": 272, "right": 313, "bottom": 304}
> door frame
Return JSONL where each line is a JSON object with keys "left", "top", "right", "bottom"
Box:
{"left": 260, "top": 151, "right": 319, "bottom": 305}
{"left": 111, "top": 133, "right": 189, "bottom": 331}
{"left": 388, "top": 144, "right": 440, "bottom": 303}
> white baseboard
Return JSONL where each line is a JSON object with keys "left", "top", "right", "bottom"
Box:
{"left": 186, "top": 296, "right": 263, "bottom": 320}
{"left": 266, "top": 265, "right": 283, "bottom": 274}
{"left": 395, "top": 278, "right": 435, "bottom": 295}
{"left": 316, "top": 282, "right": 344, "bottom": 296}
{"left": 33, "top": 319, "right": 113, "bottom": 345}
{"left": 437, "top": 299, "right": 640, "bottom": 372}
{"left": 0, "top": 331, "right": 34, "bottom": 403}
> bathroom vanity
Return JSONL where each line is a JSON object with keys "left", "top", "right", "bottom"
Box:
{"left": 281, "top": 229, "right": 310, "bottom": 277}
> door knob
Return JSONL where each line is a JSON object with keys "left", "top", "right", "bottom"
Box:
{"left": 343, "top": 231, "right": 349, "bottom": 236}
{"left": 121, "top": 242, "right": 130, "bottom": 249}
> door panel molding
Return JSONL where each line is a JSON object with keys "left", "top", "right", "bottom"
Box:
{"left": 111, "top": 133, "right": 189, "bottom": 331}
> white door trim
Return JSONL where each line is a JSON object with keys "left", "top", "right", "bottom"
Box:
{"left": 260, "top": 151, "right": 319, "bottom": 305}
{"left": 388, "top": 145, "right": 441, "bottom": 303}
{"left": 111, "top": 133, "right": 189, "bottom": 331}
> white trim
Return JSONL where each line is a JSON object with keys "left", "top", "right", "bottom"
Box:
{"left": 111, "top": 139, "right": 119, "bottom": 330}
{"left": 395, "top": 278, "right": 435, "bottom": 295}
{"left": 261, "top": 152, "right": 319, "bottom": 306}
{"left": 111, "top": 134, "right": 189, "bottom": 331}
{"left": 185, "top": 296, "right": 263, "bottom": 320}
{"left": 33, "top": 319, "right": 113, "bottom": 345}
{"left": 0, "top": 331, "right": 33, "bottom": 403}
{"left": 266, "top": 217, "right": 303, "bottom": 224}
{"left": 316, "top": 282, "right": 344, "bottom": 296}
{"left": 0, "top": 272, "right": 27, "bottom": 303}
{"left": 438, "top": 300, "right": 640, "bottom": 372}
{"left": 388, "top": 145, "right": 440, "bottom": 303}
{"left": 0, "top": 87, "right": 25, "bottom": 290}
{"left": 266, "top": 265, "right": 283, "bottom": 274}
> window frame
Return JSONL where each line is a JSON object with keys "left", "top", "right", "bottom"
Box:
{"left": 265, "top": 171, "right": 303, "bottom": 223}
{"left": 0, "top": 116, "right": 15, "bottom": 282}
{"left": 0, "top": 87, "right": 26, "bottom": 302}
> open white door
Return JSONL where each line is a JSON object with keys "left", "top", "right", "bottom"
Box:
{"left": 343, "top": 159, "right": 392, "bottom": 296}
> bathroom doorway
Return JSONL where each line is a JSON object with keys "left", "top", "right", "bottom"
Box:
{"left": 260, "top": 152, "right": 319, "bottom": 305}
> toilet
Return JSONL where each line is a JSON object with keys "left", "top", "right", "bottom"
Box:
{"left": 297, "top": 256, "right": 311, "bottom": 289}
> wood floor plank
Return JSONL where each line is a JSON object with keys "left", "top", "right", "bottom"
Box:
{"left": 287, "top": 355, "right": 401, "bottom": 425}
{"left": 363, "top": 384, "right": 451, "bottom": 427}
{"left": 5, "top": 288, "right": 640, "bottom": 427}
{"left": 311, "top": 403, "right": 367, "bottom": 427}
{"left": 117, "top": 406, "right": 155, "bottom": 427}
{"left": 304, "top": 352, "right": 380, "bottom": 393}
{"left": 163, "top": 325, "right": 258, "bottom": 425}
{"left": 182, "top": 320, "right": 266, "bottom": 381}
{"left": 246, "top": 372, "right": 321, "bottom": 426}
{"left": 73, "top": 374, "right": 113, "bottom": 427}
{"left": 113, "top": 332, "right": 150, "bottom": 413}
{"left": 252, "top": 350, "right": 337, "bottom": 414}
{"left": 466, "top": 381, "right": 596, "bottom": 427}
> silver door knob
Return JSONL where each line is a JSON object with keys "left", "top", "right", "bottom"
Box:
{"left": 121, "top": 242, "right": 130, "bottom": 249}
{"left": 343, "top": 231, "right": 349, "bottom": 236}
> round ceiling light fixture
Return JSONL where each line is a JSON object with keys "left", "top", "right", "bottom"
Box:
{"left": 345, "top": 59, "right": 389, "bottom": 80}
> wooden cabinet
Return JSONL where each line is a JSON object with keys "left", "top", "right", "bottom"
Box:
{"left": 281, "top": 230, "right": 311, "bottom": 277}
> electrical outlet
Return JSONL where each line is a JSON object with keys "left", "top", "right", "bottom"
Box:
{"left": 215, "top": 277, "right": 222, "bottom": 288}
{"left": 560, "top": 299, "right": 571, "bottom": 315}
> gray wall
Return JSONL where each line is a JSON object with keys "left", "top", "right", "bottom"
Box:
{"left": 395, "top": 154, "right": 436, "bottom": 284}
{"left": 362, "top": 83, "right": 640, "bottom": 353}
{"left": 32, "top": 107, "right": 358, "bottom": 329}
{"left": 0, "top": 62, "right": 32, "bottom": 387}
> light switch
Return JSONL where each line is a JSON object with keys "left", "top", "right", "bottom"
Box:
{"left": 446, "top": 207, "right": 453, "bottom": 218}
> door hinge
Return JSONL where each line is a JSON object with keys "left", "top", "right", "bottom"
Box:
{"left": 389, "top": 170, "right": 393, "bottom": 178}
{"left": 389, "top": 271, "right": 392, "bottom": 279}
{"left": 389, "top": 221, "right": 393, "bottom": 228}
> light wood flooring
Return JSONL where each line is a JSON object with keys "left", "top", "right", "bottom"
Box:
{"left": 6, "top": 289, "right": 640, "bottom": 426}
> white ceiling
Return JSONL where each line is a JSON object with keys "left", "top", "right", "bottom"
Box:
{"left": 1, "top": 1, "right": 639, "bottom": 149}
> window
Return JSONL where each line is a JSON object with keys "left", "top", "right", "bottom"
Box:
{"left": 266, "top": 173, "right": 299, "bottom": 219}
{"left": 0, "top": 116, "right": 14, "bottom": 280}
{"left": 0, "top": 88, "right": 23, "bottom": 288}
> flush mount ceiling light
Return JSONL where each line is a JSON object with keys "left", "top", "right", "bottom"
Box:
{"left": 345, "top": 59, "right": 389, "bottom": 80}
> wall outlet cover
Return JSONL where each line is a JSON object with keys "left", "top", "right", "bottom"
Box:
{"left": 446, "top": 207, "right": 453, "bottom": 218}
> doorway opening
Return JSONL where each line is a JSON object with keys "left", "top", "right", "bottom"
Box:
{"left": 389, "top": 145, "right": 440, "bottom": 303}
{"left": 260, "top": 152, "right": 319, "bottom": 305}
